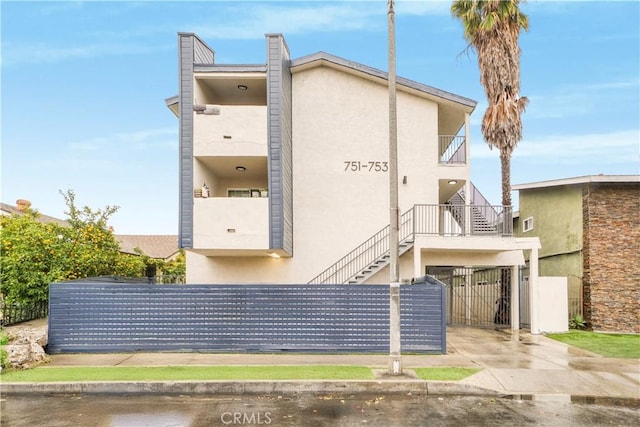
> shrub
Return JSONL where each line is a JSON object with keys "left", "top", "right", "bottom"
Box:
{"left": 569, "top": 314, "right": 586, "bottom": 330}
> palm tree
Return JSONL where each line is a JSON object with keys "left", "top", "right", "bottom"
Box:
{"left": 452, "top": 0, "right": 528, "bottom": 326}
{"left": 451, "top": 0, "right": 529, "bottom": 207}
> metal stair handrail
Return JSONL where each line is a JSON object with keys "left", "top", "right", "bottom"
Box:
{"left": 308, "top": 183, "right": 513, "bottom": 285}
{"left": 460, "top": 182, "right": 499, "bottom": 223}
{"left": 307, "top": 208, "right": 414, "bottom": 284}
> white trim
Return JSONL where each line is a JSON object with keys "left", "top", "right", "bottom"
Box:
{"left": 513, "top": 175, "right": 640, "bottom": 191}
{"left": 523, "top": 217, "right": 534, "bottom": 233}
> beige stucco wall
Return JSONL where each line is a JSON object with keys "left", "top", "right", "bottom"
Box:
{"left": 187, "top": 65, "right": 474, "bottom": 284}
{"left": 193, "top": 106, "right": 267, "bottom": 155}
{"left": 192, "top": 197, "right": 269, "bottom": 251}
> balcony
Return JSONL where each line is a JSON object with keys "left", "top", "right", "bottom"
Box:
{"left": 439, "top": 135, "right": 466, "bottom": 164}
{"left": 413, "top": 204, "right": 513, "bottom": 236}
{"left": 192, "top": 197, "right": 269, "bottom": 255}
{"left": 194, "top": 105, "right": 267, "bottom": 157}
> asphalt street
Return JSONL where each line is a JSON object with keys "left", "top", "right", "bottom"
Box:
{"left": 2, "top": 392, "right": 640, "bottom": 427}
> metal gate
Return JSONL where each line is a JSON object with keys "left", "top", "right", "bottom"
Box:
{"left": 428, "top": 267, "right": 512, "bottom": 328}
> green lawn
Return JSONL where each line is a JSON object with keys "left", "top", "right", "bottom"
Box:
{"left": 0, "top": 365, "right": 484, "bottom": 383}
{"left": 413, "top": 367, "right": 481, "bottom": 381}
{"left": 0, "top": 365, "right": 374, "bottom": 382}
{"left": 546, "top": 331, "right": 640, "bottom": 358}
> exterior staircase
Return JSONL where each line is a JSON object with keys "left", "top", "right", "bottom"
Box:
{"left": 446, "top": 188, "right": 500, "bottom": 235}
{"left": 307, "top": 183, "right": 505, "bottom": 285}
{"left": 307, "top": 209, "right": 415, "bottom": 285}
{"left": 345, "top": 237, "right": 415, "bottom": 284}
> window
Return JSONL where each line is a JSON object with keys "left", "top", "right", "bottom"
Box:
{"left": 523, "top": 217, "right": 534, "bottom": 233}
{"left": 228, "top": 189, "right": 251, "bottom": 198}
{"left": 227, "top": 189, "right": 268, "bottom": 198}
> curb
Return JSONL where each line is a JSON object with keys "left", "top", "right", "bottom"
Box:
{"left": 1, "top": 380, "right": 500, "bottom": 396}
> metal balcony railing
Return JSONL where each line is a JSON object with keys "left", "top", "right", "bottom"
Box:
{"left": 439, "top": 135, "right": 466, "bottom": 164}
{"left": 414, "top": 204, "right": 513, "bottom": 236}
{"left": 308, "top": 202, "right": 512, "bottom": 285}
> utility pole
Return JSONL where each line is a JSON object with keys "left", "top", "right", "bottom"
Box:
{"left": 387, "top": 0, "right": 402, "bottom": 376}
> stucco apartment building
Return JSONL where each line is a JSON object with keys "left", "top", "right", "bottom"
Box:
{"left": 513, "top": 175, "right": 640, "bottom": 333}
{"left": 166, "top": 33, "right": 542, "bottom": 330}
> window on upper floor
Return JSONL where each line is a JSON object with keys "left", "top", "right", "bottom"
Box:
{"left": 227, "top": 188, "right": 268, "bottom": 198}
{"left": 523, "top": 217, "right": 534, "bottom": 233}
{"left": 228, "top": 189, "right": 251, "bottom": 198}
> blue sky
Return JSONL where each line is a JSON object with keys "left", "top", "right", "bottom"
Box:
{"left": 1, "top": 0, "right": 638, "bottom": 234}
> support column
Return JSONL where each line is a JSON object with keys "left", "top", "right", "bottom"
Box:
{"left": 464, "top": 180, "right": 472, "bottom": 236}
{"left": 387, "top": 0, "right": 402, "bottom": 376}
{"left": 529, "top": 247, "right": 540, "bottom": 334}
{"left": 464, "top": 112, "right": 471, "bottom": 236}
{"left": 464, "top": 112, "right": 471, "bottom": 164}
{"left": 510, "top": 264, "right": 520, "bottom": 331}
{"left": 465, "top": 268, "right": 472, "bottom": 325}
{"left": 413, "top": 245, "right": 422, "bottom": 278}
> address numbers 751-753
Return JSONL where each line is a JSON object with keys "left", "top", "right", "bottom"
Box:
{"left": 344, "top": 161, "right": 389, "bottom": 172}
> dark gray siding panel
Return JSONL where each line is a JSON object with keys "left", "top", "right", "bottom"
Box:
{"left": 48, "top": 282, "right": 446, "bottom": 354}
{"left": 177, "top": 34, "right": 214, "bottom": 249}
{"left": 266, "top": 34, "right": 293, "bottom": 255}
{"left": 193, "top": 35, "right": 214, "bottom": 64}
{"left": 178, "top": 34, "right": 194, "bottom": 249}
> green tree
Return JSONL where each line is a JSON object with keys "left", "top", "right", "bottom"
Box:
{"left": 0, "top": 190, "right": 147, "bottom": 305}
{"left": 451, "top": 0, "right": 529, "bottom": 207}
{"left": 58, "top": 190, "right": 122, "bottom": 280}
{"left": 160, "top": 250, "right": 186, "bottom": 282}
{"left": 0, "top": 210, "right": 68, "bottom": 303}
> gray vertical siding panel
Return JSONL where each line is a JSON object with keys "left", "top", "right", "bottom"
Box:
{"left": 177, "top": 34, "right": 214, "bottom": 249}
{"left": 178, "top": 34, "right": 194, "bottom": 249}
{"left": 193, "top": 39, "right": 214, "bottom": 64}
{"left": 48, "top": 282, "right": 446, "bottom": 354}
{"left": 266, "top": 34, "right": 293, "bottom": 255}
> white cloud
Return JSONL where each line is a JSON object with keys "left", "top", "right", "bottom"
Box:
{"left": 526, "top": 78, "right": 639, "bottom": 120}
{"left": 191, "top": 0, "right": 450, "bottom": 40}
{"left": 1, "top": 41, "right": 172, "bottom": 66}
{"left": 191, "top": 3, "right": 382, "bottom": 40}
{"left": 473, "top": 129, "right": 639, "bottom": 164}
{"left": 395, "top": 0, "right": 451, "bottom": 16}
{"left": 69, "top": 127, "right": 177, "bottom": 152}
{"left": 2, "top": 1, "right": 451, "bottom": 66}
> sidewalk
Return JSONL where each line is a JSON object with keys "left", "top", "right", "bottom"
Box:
{"left": 4, "top": 325, "right": 640, "bottom": 399}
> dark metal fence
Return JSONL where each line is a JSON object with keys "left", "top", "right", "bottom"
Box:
{"left": 1, "top": 300, "right": 48, "bottom": 326}
{"left": 48, "top": 280, "right": 447, "bottom": 354}
{"left": 428, "top": 267, "right": 512, "bottom": 328}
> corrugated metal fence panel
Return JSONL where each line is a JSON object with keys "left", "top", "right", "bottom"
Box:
{"left": 48, "top": 283, "right": 445, "bottom": 354}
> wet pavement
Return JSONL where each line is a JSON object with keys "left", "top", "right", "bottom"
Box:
{"left": 22, "top": 326, "right": 638, "bottom": 399}
{"left": 2, "top": 392, "right": 640, "bottom": 426}
{"left": 2, "top": 322, "right": 639, "bottom": 427}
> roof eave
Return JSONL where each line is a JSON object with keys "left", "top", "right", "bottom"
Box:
{"left": 165, "top": 95, "right": 179, "bottom": 118}
{"left": 291, "top": 52, "right": 477, "bottom": 111}
{"left": 513, "top": 174, "right": 640, "bottom": 191}
{"left": 193, "top": 64, "right": 267, "bottom": 73}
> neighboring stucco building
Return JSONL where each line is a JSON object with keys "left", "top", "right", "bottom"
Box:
{"left": 513, "top": 175, "right": 640, "bottom": 333}
{"left": 166, "top": 33, "right": 541, "bottom": 330}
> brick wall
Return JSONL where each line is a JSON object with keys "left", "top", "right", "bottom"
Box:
{"left": 583, "top": 183, "right": 640, "bottom": 333}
